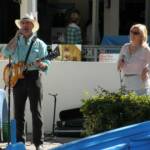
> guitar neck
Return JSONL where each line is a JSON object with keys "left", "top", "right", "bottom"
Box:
{"left": 25, "top": 46, "right": 60, "bottom": 67}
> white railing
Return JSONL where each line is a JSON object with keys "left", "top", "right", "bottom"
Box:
{"left": 82, "top": 45, "right": 121, "bottom": 61}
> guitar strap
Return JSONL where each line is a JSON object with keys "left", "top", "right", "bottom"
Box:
{"left": 23, "top": 36, "right": 37, "bottom": 73}
{"left": 24, "top": 36, "right": 37, "bottom": 65}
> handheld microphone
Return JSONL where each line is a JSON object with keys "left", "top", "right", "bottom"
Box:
{"left": 121, "top": 55, "right": 125, "bottom": 63}
{"left": 15, "top": 30, "right": 21, "bottom": 41}
{"left": 19, "top": 29, "right": 23, "bottom": 37}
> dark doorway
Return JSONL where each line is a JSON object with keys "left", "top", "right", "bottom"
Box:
{"left": 119, "top": 0, "right": 145, "bottom": 35}
{"left": 38, "top": 0, "right": 75, "bottom": 44}
{"left": 0, "top": 0, "right": 20, "bottom": 43}
{"left": 38, "top": 0, "right": 51, "bottom": 44}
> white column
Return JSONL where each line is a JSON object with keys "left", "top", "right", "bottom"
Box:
{"left": 20, "top": 0, "right": 37, "bottom": 18}
{"left": 20, "top": 0, "right": 28, "bottom": 17}
{"left": 31, "top": 0, "right": 38, "bottom": 19}
{"left": 104, "top": 0, "right": 119, "bottom": 35}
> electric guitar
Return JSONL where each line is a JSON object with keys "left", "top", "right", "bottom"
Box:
{"left": 3, "top": 47, "right": 60, "bottom": 88}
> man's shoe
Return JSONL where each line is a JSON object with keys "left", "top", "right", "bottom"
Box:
{"left": 36, "top": 145, "right": 44, "bottom": 150}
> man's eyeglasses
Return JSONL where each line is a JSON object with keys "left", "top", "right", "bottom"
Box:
{"left": 130, "top": 31, "right": 140, "bottom": 35}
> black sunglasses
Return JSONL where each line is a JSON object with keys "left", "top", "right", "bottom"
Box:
{"left": 130, "top": 31, "right": 140, "bottom": 35}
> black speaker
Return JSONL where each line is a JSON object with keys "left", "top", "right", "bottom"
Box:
{"left": 59, "top": 107, "right": 83, "bottom": 121}
{"left": 55, "top": 118, "right": 84, "bottom": 137}
{"left": 57, "top": 118, "right": 84, "bottom": 128}
{"left": 54, "top": 107, "right": 84, "bottom": 137}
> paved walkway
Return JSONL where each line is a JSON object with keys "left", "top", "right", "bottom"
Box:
{"left": 0, "top": 136, "right": 79, "bottom": 150}
{"left": 0, "top": 142, "right": 61, "bottom": 150}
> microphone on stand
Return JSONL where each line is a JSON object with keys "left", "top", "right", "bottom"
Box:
{"left": 16, "top": 29, "right": 23, "bottom": 41}
{"left": 121, "top": 54, "right": 126, "bottom": 63}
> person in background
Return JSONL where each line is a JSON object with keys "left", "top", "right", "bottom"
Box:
{"left": 2, "top": 13, "right": 50, "bottom": 150}
{"left": 117, "top": 24, "right": 150, "bottom": 95}
{"left": 65, "top": 9, "right": 82, "bottom": 44}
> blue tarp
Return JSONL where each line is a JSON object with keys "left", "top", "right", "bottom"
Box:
{"left": 101, "top": 35, "right": 129, "bottom": 46}
{"left": 51, "top": 121, "right": 150, "bottom": 150}
{"left": 101, "top": 35, "right": 150, "bottom": 46}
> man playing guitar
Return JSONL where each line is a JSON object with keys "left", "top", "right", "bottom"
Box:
{"left": 2, "top": 13, "right": 50, "bottom": 150}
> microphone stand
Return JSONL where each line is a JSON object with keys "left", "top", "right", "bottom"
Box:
{"left": 48, "top": 93, "right": 58, "bottom": 139}
{"left": 119, "top": 70, "right": 124, "bottom": 94}
{"left": 7, "top": 55, "right": 12, "bottom": 145}
{"left": 119, "top": 56, "right": 125, "bottom": 94}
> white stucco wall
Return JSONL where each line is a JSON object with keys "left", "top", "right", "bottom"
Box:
{"left": 0, "top": 61, "right": 120, "bottom": 133}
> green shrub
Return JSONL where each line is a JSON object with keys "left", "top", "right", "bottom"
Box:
{"left": 80, "top": 87, "right": 150, "bottom": 136}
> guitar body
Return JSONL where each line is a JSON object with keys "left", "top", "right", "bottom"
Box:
{"left": 3, "top": 62, "right": 25, "bottom": 88}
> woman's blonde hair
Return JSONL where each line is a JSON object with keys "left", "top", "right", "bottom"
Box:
{"left": 130, "top": 24, "right": 148, "bottom": 47}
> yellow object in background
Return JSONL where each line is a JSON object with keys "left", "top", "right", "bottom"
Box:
{"left": 52, "top": 44, "right": 81, "bottom": 61}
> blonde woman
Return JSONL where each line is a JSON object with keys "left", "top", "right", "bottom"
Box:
{"left": 117, "top": 24, "right": 150, "bottom": 95}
